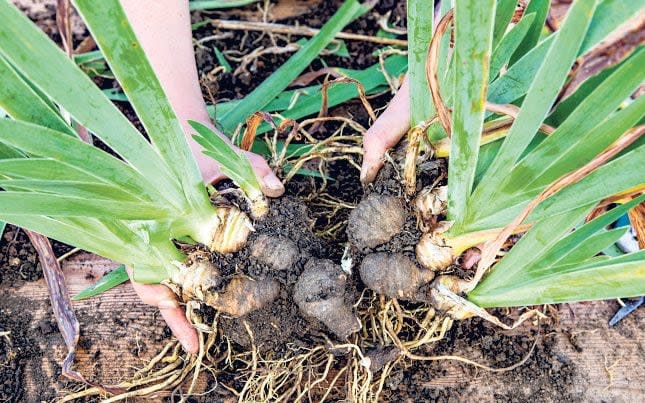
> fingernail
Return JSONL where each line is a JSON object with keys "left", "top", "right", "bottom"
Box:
{"left": 263, "top": 173, "right": 284, "bottom": 190}
{"left": 158, "top": 298, "right": 179, "bottom": 309}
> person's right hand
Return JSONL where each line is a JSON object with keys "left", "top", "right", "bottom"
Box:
{"left": 360, "top": 75, "right": 412, "bottom": 184}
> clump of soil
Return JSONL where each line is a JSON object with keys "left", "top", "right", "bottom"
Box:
{"left": 0, "top": 227, "right": 41, "bottom": 286}
{"left": 384, "top": 318, "right": 580, "bottom": 402}
{"left": 208, "top": 195, "right": 356, "bottom": 351}
{"left": 0, "top": 298, "right": 41, "bottom": 402}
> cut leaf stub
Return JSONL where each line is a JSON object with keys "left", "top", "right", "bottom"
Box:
{"left": 208, "top": 207, "right": 253, "bottom": 254}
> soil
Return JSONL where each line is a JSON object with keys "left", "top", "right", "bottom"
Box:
{"left": 1, "top": 0, "right": 644, "bottom": 402}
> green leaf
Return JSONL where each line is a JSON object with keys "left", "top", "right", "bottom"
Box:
{"left": 490, "top": 12, "right": 535, "bottom": 80}
{"left": 132, "top": 263, "right": 173, "bottom": 284}
{"left": 0, "top": 120, "right": 166, "bottom": 203}
{"left": 469, "top": 196, "right": 645, "bottom": 307}
{"left": 508, "top": 0, "right": 550, "bottom": 65}
{"left": 102, "top": 88, "right": 128, "bottom": 102}
{"left": 529, "top": 144, "right": 645, "bottom": 222}
{"left": 0, "top": 192, "right": 170, "bottom": 219}
{"left": 0, "top": 143, "right": 24, "bottom": 159}
{"left": 213, "top": 46, "right": 232, "bottom": 73}
{"left": 1, "top": 214, "right": 183, "bottom": 274}
{"left": 493, "top": 0, "right": 518, "bottom": 47}
{"left": 0, "top": 179, "right": 142, "bottom": 201}
{"left": 73, "top": 0, "right": 208, "bottom": 212}
{"left": 465, "top": 0, "right": 599, "bottom": 227}
{"left": 527, "top": 196, "right": 644, "bottom": 275}
{"left": 579, "top": 0, "right": 645, "bottom": 55}
{"left": 473, "top": 47, "right": 645, "bottom": 217}
{"left": 0, "top": 158, "right": 106, "bottom": 182}
{"left": 473, "top": 205, "right": 593, "bottom": 294}
{"left": 73, "top": 50, "right": 104, "bottom": 65}
{"left": 471, "top": 251, "right": 645, "bottom": 307}
{"left": 0, "top": 0, "right": 180, "bottom": 204}
{"left": 210, "top": 55, "right": 406, "bottom": 134}
{"left": 189, "top": 0, "right": 259, "bottom": 10}
{"left": 190, "top": 121, "right": 262, "bottom": 198}
{"left": 0, "top": 55, "right": 75, "bottom": 136}
{"left": 219, "top": 0, "right": 367, "bottom": 132}
{"left": 284, "top": 164, "right": 333, "bottom": 180}
{"left": 518, "top": 77, "right": 645, "bottom": 191}
{"left": 470, "top": 90, "right": 644, "bottom": 229}
{"left": 546, "top": 47, "right": 638, "bottom": 126}
{"left": 446, "top": 0, "right": 496, "bottom": 226}
{"left": 73, "top": 265, "right": 129, "bottom": 301}
{"left": 407, "top": 0, "right": 434, "bottom": 128}
{"left": 0, "top": 221, "right": 5, "bottom": 239}
{"left": 259, "top": 56, "right": 407, "bottom": 136}
{"left": 466, "top": 143, "right": 645, "bottom": 232}
{"left": 208, "top": 55, "right": 407, "bottom": 117}
{"left": 487, "top": 35, "right": 553, "bottom": 106}
{"left": 295, "top": 38, "right": 351, "bottom": 58}
{"left": 554, "top": 227, "right": 627, "bottom": 266}
{"left": 488, "top": 0, "right": 643, "bottom": 108}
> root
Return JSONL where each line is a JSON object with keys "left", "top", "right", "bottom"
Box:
{"left": 62, "top": 309, "right": 217, "bottom": 402}
{"left": 63, "top": 286, "right": 542, "bottom": 402}
{"left": 403, "top": 331, "right": 539, "bottom": 373}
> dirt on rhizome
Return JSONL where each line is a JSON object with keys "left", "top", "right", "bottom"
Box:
{"left": 1, "top": 1, "right": 641, "bottom": 402}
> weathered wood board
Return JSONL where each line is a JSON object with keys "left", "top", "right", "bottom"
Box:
{"left": 4, "top": 252, "right": 644, "bottom": 401}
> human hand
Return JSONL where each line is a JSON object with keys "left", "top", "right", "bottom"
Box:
{"left": 200, "top": 147, "right": 285, "bottom": 198}
{"left": 360, "top": 75, "right": 411, "bottom": 184}
{"left": 120, "top": 0, "right": 283, "bottom": 354}
{"left": 125, "top": 267, "right": 199, "bottom": 353}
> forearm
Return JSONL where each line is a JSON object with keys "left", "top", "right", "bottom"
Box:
{"left": 120, "top": 0, "right": 220, "bottom": 181}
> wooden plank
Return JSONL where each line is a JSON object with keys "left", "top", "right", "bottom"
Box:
{"left": 4, "top": 252, "right": 644, "bottom": 401}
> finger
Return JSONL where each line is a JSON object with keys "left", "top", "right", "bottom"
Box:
{"left": 246, "top": 152, "right": 285, "bottom": 198}
{"left": 159, "top": 305, "right": 200, "bottom": 354}
{"left": 127, "top": 268, "right": 199, "bottom": 353}
{"left": 207, "top": 171, "right": 227, "bottom": 185}
{"left": 360, "top": 135, "right": 387, "bottom": 185}
{"left": 360, "top": 76, "right": 411, "bottom": 184}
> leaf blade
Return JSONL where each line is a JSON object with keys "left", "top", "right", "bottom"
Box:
{"left": 72, "top": 265, "right": 129, "bottom": 301}
{"left": 447, "top": 0, "right": 496, "bottom": 226}
{"left": 465, "top": 0, "right": 599, "bottom": 228}
{"left": 0, "top": 1, "right": 181, "bottom": 202}
{"left": 73, "top": 0, "right": 208, "bottom": 210}
{"left": 219, "top": 0, "right": 366, "bottom": 132}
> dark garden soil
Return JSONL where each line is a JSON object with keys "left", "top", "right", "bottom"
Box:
{"left": 1, "top": 0, "right": 643, "bottom": 402}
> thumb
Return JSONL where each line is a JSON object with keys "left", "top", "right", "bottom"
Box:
{"left": 246, "top": 152, "right": 285, "bottom": 198}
